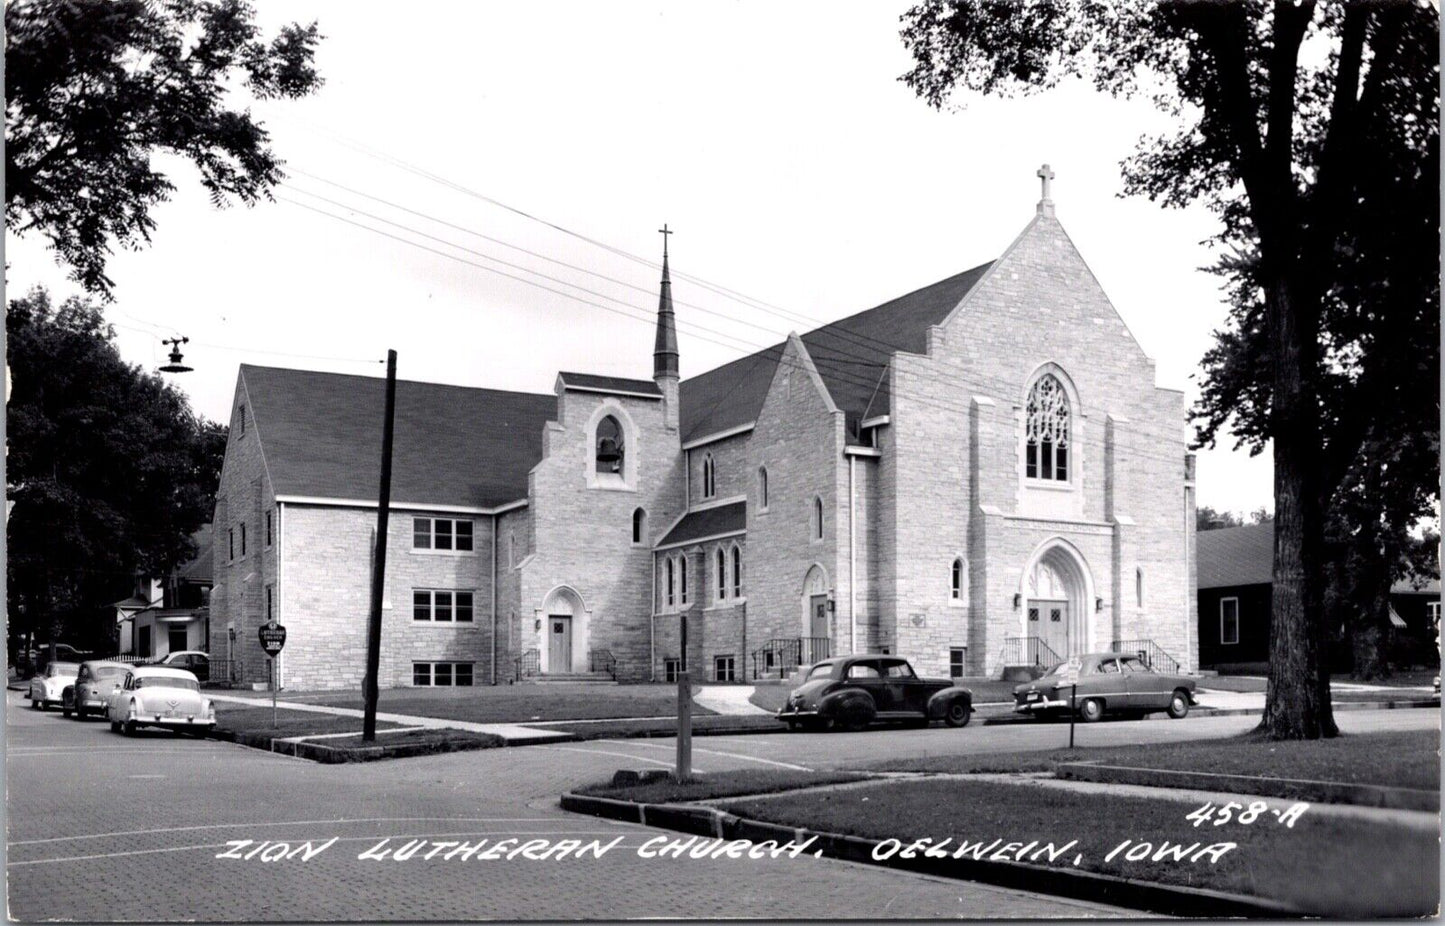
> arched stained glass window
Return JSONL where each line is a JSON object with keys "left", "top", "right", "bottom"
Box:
{"left": 951, "top": 558, "right": 964, "bottom": 600}
{"left": 731, "top": 544, "right": 742, "bottom": 598}
{"left": 716, "top": 547, "right": 727, "bottom": 600}
{"left": 665, "top": 558, "right": 675, "bottom": 607}
{"left": 702, "top": 454, "right": 716, "bottom": 498}
{"left": 1025, "top": 374, "right": 1070, "bottom": 482}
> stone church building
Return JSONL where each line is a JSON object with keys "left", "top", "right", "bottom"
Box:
{"left": 210, "top": 175, "right": 1197, "bottom": 690}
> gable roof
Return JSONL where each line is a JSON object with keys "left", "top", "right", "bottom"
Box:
{"left": 656, "top": 501, "right": 746, "bottom": 548}
{"left": 557, "top": 372, "right": 662, "bottom": 396}
{"left": 176, "top": 524, "right": 213, "bottom": 584}
{"left": 678, "top": 262, "right": 993, "bottom": 442}
{"left": 1199, "top": 520, "right": 1441, "bottom": 594}
{"left": 1197, "top": 522, "right": 1274, "bottom": 589}
{"left": 241, "top": 365, "right": 556, "bottom": 509}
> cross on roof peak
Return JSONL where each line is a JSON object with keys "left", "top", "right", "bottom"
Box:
{"left": 658, "top": 223, "right": 673, "bottom": 258}
{"left": 1036, "top": 164, "right": 1056, "bottom": 216}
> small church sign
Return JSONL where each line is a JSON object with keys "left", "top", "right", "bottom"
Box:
{"left": 258, "top": 623, "right": 287, "bottom": 656}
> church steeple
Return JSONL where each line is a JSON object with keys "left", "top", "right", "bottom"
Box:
{"left": 653, "top": 224, "right": 679, "bottom": 380}
{"left": 653, "top": 225, "right": 680, "bottom": 432}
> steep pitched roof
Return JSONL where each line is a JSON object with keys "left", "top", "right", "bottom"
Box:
{"left": 557, "top": 372, "right": 661, "bottom": 396}
{"left": 1199, "top": 521, "right": 1442, "bottom": 594}
{"left": 176, "top": 524, "right": 213, "bottom": 584}
{"left": 678, "top": 262, "right": 993, "bottom": 442}
{"left": 656, "top": 501, "right": 746, "bottom": 548}
{"left": 241, "top": 365, "right": 556, "bottom": 509}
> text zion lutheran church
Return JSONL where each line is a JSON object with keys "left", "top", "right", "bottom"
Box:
{"left": 210, "top": 170, "right": 1197, "bottom": 691}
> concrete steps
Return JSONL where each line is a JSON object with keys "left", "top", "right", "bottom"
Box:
{"left": 520, "top": 672, "right": 617, "bottom": 685}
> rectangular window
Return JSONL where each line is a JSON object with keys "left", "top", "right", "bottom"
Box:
{"left": 1028, "top": 606, "right": 1039, "bottom": 623}
{"left": 413, "top": 590, "right": 475, "bottom": 622}
{"left": 265, "top": 585, "right": 273, "bottom": 622}
{"left": 714, "top": 655, "right": 735, "bottom": 682}
{"left": 664, "top": 658, "right": 681, "bottom": 683}
{"left": 413, "top": 662, "right": 474, "bottom": 687}
{"left": 731, "top": 548, "right": 742, "bottom": 599}
{"left": 265, "top": 510, "right": 273, "bottom": 547}
{"left": 1025, "top": 442, "right": 1037, "bottom": 479}
{"left": 228, "top": 528, "right": 235, "bottom": 561}
{"left": 240, "top": 523, "right": 247, "bottom": 557}
{"left": 238, "top": 405, "right": 246, "bottom": 436}
{"left": 949, "top": 647, "right": 966, "bottom": 678}
{"left": 412, "top": 517, "right": 474, "bottom": 552}
{"left": 1220, "top": 597, "right": 1240, "bottom": 645}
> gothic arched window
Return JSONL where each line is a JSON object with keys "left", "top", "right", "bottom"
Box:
{"left": 951, "top": 558, "right": 964, "bottom": 601}
{"left": 595, "top": 415, "right": 624, "bottom": 474}
{"left": 758, "top": 466, "right": 769, "bottom": 510}
{"left": 702, "top": 453, "right": 716, "bottom": 498}
{"left": 731, "top": 544, "right": 742, "bottom": 598}
{"left": 716, "top": 547, "right": 727, "bottom": 600}
{"left": 632, "top": 508, "right": 646, "bottom": 546}
{"left": 679, "top": 554, "right": 688, "bottom": 604}
{"left": 665, "top": 557, "right": 675, "bottom": 607}
{"left": 813, "top": 497, "right": 824, "bottom": 541}
{"left": 1025, "top": 374, "right": 1070, "bottom": 482}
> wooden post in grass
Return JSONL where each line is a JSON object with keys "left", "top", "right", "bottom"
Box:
{"left": 362, "top": 350, "right": 398, "bottom": 743}
{"left": 1069, "top": 683, "right": 1077, "bottom": 749}
{"left": 676, "top": 671, "right": 692, "bottom": 781}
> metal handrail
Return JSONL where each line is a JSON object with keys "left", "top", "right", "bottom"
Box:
{"left": 749, "top": 637, "right": 832, "bottom": 680}
{"left": 589, "top": 649, "right": 617, "bottom": 679}
{"left": 513, "top": 648, "right": 540, "bottom": 681}
{"left": 1001, "top": 636, "right": 1063, "bottom": 668}
{"left": 1109, "top": 638, "right": 1181, "bottom": 674}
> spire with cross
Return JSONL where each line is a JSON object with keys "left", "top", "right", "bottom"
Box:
{"left": 654, "top": 223, "right": 679, "bottom": 381}
{"left": 1036, "top": 163, "right": 1056, "bottom": 217}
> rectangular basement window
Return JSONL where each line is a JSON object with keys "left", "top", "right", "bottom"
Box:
{"left": 413, "top": 661, "right": 475, "bottom": 686}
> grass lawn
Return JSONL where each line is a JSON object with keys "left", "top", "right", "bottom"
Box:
{"left": 867, "top": 729, "right": 1440, "bottom": 791}
{"left": 230, "top": 684, "right": 718, "bottom": 723}
{"left": 1333, "top": 689, "right": 1437, "bottom": 702}
{"left": 579, "top": 767, "right": 869, "bottom": 803}
{"left": 723, "top": 777, "right": 1438, "bottom": 916}
{"left": 215, "top": 706, "right": 401, "bottom": 737}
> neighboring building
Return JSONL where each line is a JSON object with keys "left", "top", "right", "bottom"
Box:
{"left": 211, "top": 174, "right": 1196, "bottom": 690}
{"left": 117, "top": 525, "right": 214, "bottom": 660}
{"left": 1196, "top": 521, "right": 1440, "bottom": 669}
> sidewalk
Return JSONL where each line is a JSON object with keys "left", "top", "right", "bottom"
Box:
{"left": 208, "top": 692, "right": 573, "bottom": 744}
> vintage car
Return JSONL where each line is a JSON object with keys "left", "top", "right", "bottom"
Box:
{"left": 1013, "top": 652, "right": 1197, "bottom": 722}
{"left": 158, "top": 650, "right": 210, "bottom": 682}
{"left": 27, "top": 661, "right": 79, "bottom": 710}
{"left": 776, "top": 655, "right": 973, "bottom": 731}
{"left": 105, "top": 666, "right": 216, "bottom": 735}
{"left": 63, "top": 661, "right": 133, "bottom": 720}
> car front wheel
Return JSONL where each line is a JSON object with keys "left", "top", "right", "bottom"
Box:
{"left": 1078, "top": 698, "right": 1104, "bottom": 723}
{"left": 944, "top": 702, "right": 971, "bottom": 728}
{"left": 1167, "top": 691, "right": 1190, "bottom": 719}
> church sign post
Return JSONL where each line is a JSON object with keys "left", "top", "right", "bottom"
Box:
{"left": 258, "top": 622, "right": 286, "bottom": 728}
{"left": 363, "top": 350, "right": 398, "bottom": 743}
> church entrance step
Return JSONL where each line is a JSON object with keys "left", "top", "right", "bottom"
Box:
{"left": 522, "top": 672, "right": 617, "bottom": 684}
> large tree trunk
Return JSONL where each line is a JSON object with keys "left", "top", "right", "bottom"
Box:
{"left": 1259, "top": 277, "right": 1339, "bottom": 739}
{"left": 1350, "top": 569, "right": 1394, "bottom": 680}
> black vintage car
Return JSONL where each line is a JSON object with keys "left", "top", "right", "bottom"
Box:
{"left": 776, "top": 655, "right": 973, "bottom": 731}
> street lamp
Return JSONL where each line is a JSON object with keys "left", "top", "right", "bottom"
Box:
{"left": 159, "top": 336, "right": 193, "bottom": 373}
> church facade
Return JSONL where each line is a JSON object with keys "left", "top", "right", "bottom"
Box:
{"left": 210, "top": 180, "right": 1197, "bottom": 691}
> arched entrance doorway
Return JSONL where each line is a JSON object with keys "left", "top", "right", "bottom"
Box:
{"left": 800, "top": 565, "right": 831, "bottom": 662}
{"left": 539, "top": 586, "right": 587, "bottom": 674}
{"left": 1020, "top": 541, "right": 1094, "bottom": 661}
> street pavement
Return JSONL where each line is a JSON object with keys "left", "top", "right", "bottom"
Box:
{"left": 6, "top": 689, "right": 1436, "bottom": 921}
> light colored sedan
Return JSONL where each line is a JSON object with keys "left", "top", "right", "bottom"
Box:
{"left": 65, "top": 661, "right": 133, "bottom": 720}
{"left": 106, "top": 666, "right": 216, "bottom": 735}
{"left": 1013, "top": 652, "right": 1198, "bottom": 722}
{"left": 28, "top": 661, "right": 79, "bottom": 710}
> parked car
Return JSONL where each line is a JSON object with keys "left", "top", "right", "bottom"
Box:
{"left": 28, "top": 661, "right": 79, "bottom": 710}
{"left": 776, "top": 655, "right": 974, "bottom": 731}
{"left": 27, "top": 644, "right": 87, "bottom": 677}
{"left": 158, "top": 651, "right": 210, "bottom": 682}
{"left": 105, "top": 665, "right": 216, "bottom": 735}
{"left": 1013, "top": 652, "right": 1198, "bottom": 722}
{"left": 64, "top": 661, "right": 135, "bottom": 720}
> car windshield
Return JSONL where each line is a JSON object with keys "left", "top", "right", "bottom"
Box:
{"left": 134, "top": 676, "right": 199, "bottom": 692}
{"left": 93, "top": 666, "right": 128, "bottom": 679}
{"left": 805, "top": 663, "right": 837, "bottom": 681}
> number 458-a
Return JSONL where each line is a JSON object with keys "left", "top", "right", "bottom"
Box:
{"left": 1186, "top": 801, "right": 1309, "bottom": 828}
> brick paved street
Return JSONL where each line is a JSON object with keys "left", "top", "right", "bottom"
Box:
{"left": 7, "top": 690, "right": 1434, "bottom": 920}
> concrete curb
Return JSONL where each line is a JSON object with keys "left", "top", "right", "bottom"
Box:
{"left": 559, "top": 791, "right": 1303, "bottom": 918}
{"left": 1057, "top": 762, "right": 1441, "bottom": 812}
{"left": 204, "top": 727, "right": 509, "bottom": 762}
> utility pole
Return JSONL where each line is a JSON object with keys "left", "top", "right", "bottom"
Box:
{"left": 362, "top": 351, "right": 398, "bottom": 742}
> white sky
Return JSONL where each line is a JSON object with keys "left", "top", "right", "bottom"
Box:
{"left": 5, "top": 0, "right": 1273, "bottom": 515}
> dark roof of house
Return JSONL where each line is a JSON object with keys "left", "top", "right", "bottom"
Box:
{"left": 1197, "top": 522, "right": 1274, "bottom": 588}
{"left": 557, "top": 372, "right": 662, "bottom": 396}
{"left": 678, "top": 262, "right": 994, "bottom": 442}
{"left": 657, "top": 501, "right": 746, "bottom": 547}
{"left": 176, "top": 524, "right": 213, "bottom": 584}
{"left": 241, "top": 365, "right": 556, "bottom": 509}
{"left": 1199, "top": 521, "right": 1441, "bottom": 594}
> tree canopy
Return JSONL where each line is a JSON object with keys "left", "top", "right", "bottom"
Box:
{"left": 900, "top": 0, "right": 1439, "bottom": 737}
{"left": 6, "top": 288, "right": 227, "bottom": 650}
{"left": 5, "top": 0, "right": 323, "bottom": 297}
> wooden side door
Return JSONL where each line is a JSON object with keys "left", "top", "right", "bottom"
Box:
{"left": 547, "top": 617, "right": 572, "bottom": 673}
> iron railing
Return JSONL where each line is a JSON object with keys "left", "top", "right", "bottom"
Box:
{"left": 513, "top": 648, "right": 540, "bottom": 681}
{"left": 749, "top": 637, "right": 831, "bottom": 680}
{"left": 1001, "top": 636, "right": 1063, "bottom": 668}
{"left": 589, "top": 649, "right": 617, "bottom": 679}
{"left": 1109, "top": 639, "right": 1181, "bottom": 674}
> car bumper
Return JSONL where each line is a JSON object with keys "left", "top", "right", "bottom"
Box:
{"left": 775, "top": 707, "right": 819, "bottom": 722}
{"left": 1014, "top": 698, "right": 1070, "bottom": 713}
{"left": 131, "top": 715, "right": 215, "bottom": 728}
